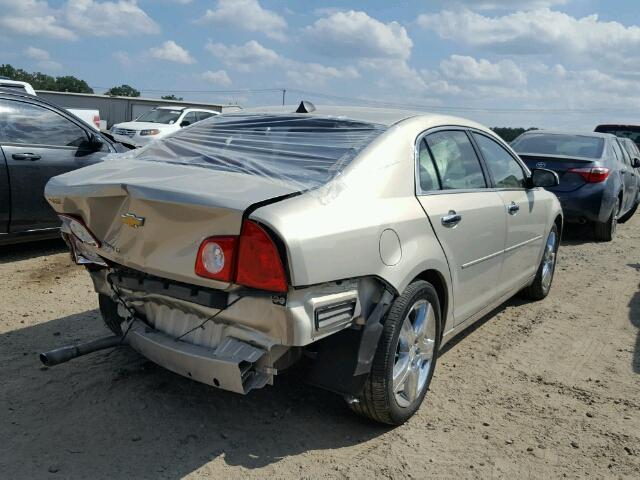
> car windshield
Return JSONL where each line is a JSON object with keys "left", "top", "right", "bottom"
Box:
{"left": 512, "top": 134, "right": 604, "bottom": 159}
{"left": 595, "top": 127, "right": 640, "bottom": 144}
{"left": 132, "top": 114, "right": 387, "bottom": 190}
{"left": 136, "top": 109, "right": 182, "bottom": 124}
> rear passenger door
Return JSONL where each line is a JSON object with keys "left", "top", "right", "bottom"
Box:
{"left": 614, "top": 139, "right": 637, "bottom": 213}
{"left": 471, "top": 131, "right": 547, "bottom": 293}
{"left": 0, "top": 98, "right": 105, "bottom": 232}
{"left": 416, "top": 129, "right": 507, "bottom": 325}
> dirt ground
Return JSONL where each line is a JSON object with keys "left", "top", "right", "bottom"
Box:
{"left": 1, "top": 216, "right": 639, "bottom": 480}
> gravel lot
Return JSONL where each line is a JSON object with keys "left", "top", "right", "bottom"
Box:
{"left": 1, "top": 216, "right": 639, "bottom": 479}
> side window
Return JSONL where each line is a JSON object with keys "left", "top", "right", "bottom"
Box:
{"left": 616, "top": 140, "right": 631, "bottom": 165}
{"left": 196, "top": 112, "right": 214, "bottom": 122}
{"left": 611, "top": 139, "right": 623, "bottom": 164}
{"left": 181, "top": 111, "right": 198, "bottom": 125}
{"left": 0, "top": 99, "right": 88, "bottom": 147}
{"left": 473, "top": 133, "right": 526, "bottom": 188}
{"left": 425, "top": 130, "right": 486, "bottom": 190}
{"left": 417, "top": 138, "right": 440, "bottom": 192}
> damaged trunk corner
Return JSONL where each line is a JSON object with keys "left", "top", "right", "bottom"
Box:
{"left": 304, "top": 285, "right": 394, "bottom": 397}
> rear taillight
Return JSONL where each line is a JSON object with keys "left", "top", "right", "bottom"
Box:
{"left": 236, "top": 220, "right": 288, "bottom": 293}
{"left": 194, "top": 220, "right": 288, "bottom": 293}
{"left": 568, "top": 167, "right": 610, "bottom": 183}
{"left": 93, "top": 115, "right": 100, "bottom": 129}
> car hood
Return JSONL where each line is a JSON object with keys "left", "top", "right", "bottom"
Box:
{"left": 113, "top": 121, "right": 177, "bottom": 131}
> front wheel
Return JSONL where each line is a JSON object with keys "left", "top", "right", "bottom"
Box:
{"left": 349, "top": 280, "right": 441, "bottom": 425}
{"left": 522, "top": 224, "right": 558, "bottom": 300}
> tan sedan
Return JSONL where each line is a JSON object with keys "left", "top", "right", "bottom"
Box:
{"left": 43, "top": 104, "right": 562, "bottom": 424}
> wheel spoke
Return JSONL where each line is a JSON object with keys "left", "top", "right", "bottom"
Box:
{"left": 400, "top": 315, "right": 416, "bottom": 346}
{"left": 412, "top": 301, "right": 428, "bottom": 339}
{"left": 404, "top": 365, "right": 420, "bottom": 403}
{"left": 393, "top": 354, "right": 411, "bottom": 392}
{"left": 417, "top": 338, "right": 435, "bottom": 361}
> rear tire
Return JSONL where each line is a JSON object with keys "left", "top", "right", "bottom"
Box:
{"left": 522, "top": 224, "right": 558, "bottom": 300}
{"left": 99, "top": 294, "right": 124, "bottom": 335}
{"left": 349, "top": 280, "right": 441, "bottom": 425}
{"left": 594, "top": 200, "right": 619, "bottom": 242}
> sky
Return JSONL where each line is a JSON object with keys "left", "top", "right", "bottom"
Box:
{"left": 1, "top": 0, "right": 640, "bottom": 128}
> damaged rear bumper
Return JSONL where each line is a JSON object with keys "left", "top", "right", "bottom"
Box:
{"left": 126, "top": 322, "right": 269, "bottom": 394}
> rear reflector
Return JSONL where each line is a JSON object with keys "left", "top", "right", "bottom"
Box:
{"left": 568, "top": 167, "right": 610, "bottom": 183}
{"left": 195, "top": 220, "right": 288, "bottom": 293}
{"left": 195, "top": 237, "right": 236, "bottom": 282}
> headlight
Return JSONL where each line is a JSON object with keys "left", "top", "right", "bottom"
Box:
{"left": 140, "top": 129, "right": 160, "bottom": 136}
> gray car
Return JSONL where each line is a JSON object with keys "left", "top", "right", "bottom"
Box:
{"left": 42, "top": 105, "right": 563, "bottom": 424}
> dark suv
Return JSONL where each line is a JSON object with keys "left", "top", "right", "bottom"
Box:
{"left": 595, "top": 124, "right": 640, "bottom": 149}
{"left": 0, "top": 89, "right": 129, "bottom": 245}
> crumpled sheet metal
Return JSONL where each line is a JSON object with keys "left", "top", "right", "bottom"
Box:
{"left": 105, "top": 114, "right": 387, "bottom": 193}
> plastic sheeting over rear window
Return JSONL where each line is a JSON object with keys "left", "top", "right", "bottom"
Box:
{"left": 132, "top": 114, "right": 387, "bottom": 190}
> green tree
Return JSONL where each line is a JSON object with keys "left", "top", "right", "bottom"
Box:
{"left": 491, "top": 127, "right": 538, "bottom": 143}
{"left": 105, "top": 84, "right": 140, "bottom": 97}
{"left": 0, "top": 64, "right": 94, "bottom": 93}
{"left": 161, "top": 94, "right": 183, "bottom": 101}
{"left": 55, "top": 75, "right": 93, "bottom": 93}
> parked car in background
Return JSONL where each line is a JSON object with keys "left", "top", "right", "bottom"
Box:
{"left": 0, "top": 89, "right": 131, "bottom": 245}
{"left": 43, "top": 105, "right": 562, "bottom": 425}
{"left": 0, "top": 77, "right": 37, "bottom": 95}
{"left": 512, "top": 131, "right": 640, "bottom": 241}
{"left": 110, "top": 106, "right": 219, "bottom": 147}
{"left": 595, "top": 124, "right": 640, "bottom": 149}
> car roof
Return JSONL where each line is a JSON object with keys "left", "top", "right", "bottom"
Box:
{"left": 518, "top": 129, "right": 616, "bottom": 140}
{"left": 156, "top": 106, "right": 187, "bottom": 110}
{"left": 232, "top": 104, "right": 486, "bottom": 128}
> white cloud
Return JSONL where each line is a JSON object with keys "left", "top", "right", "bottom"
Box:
{"left": 150, "top": 40, "right": 195, "bottom": 64}
{"left": 112, "top": 50, "right": 132, "bottom": 65}
{"left": 0, "top": 0, "right": 77, "bottom": 40}
{"left": 417, "top": 8, "right": 640, "bottom": 57}
{"left": 24, "top": 46, "right": 62, "bottom": 70}
{"left": 64, "top": 0, "right": 160, "bottom": 37}
{"left": 199, "top": 0, "right": 287, "bottom": 41}
{"left": 205, "top": 40, "right": 359, "bottom": 86}
{"left": 205, "top": 40, "right": 282, "bottom": 72}
{"left": 200, "top": 69, "right": 232, "bottom": 86}
{"left": 438, "top": 0, "right": 568, "bottom": 10}
{"left": 304, "top": 10, "right": 412, "bottom": 60}
{"left": 439, "top": 55, "right": 527, "bottom": 85}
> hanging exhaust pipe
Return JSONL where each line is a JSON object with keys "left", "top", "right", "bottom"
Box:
{"left": 39, "top": 335, "right": 124, "bottom": 367}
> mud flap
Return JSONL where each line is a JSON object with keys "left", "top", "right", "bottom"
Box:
{"left": 305, "top": 290, "right": 394, "bottom": 396}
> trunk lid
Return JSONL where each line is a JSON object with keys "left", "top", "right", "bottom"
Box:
{"left": 520, "top": 154, "right": 597, "bottom": 192}
{"left": 45, "top": 159, "right": 298, "bottom": 288}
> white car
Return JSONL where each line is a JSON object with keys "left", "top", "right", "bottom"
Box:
{"left": 110, "top": 106, "right": 219, "bottom": 147}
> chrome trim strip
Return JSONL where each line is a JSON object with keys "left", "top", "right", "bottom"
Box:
{"left": 504, "top": 235, "right": 543, "bottom": 253}
{"left": 461, "top": 250, "right": 503, "bottom": 269}
{"left": 461, "top": 235, "right": 542, "bottom": 269}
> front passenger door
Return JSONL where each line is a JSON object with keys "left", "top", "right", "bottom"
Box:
{"left": 471, "top": 132, "right": 547, "bottom": 293}
{"left": 416, "top": 129, "right": 507, "bottom": 325}
{"left": 0, "top": 98, "right": 104, "bottom": 232}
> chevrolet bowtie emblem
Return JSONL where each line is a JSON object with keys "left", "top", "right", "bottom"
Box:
{"left": 121, "top": 213, "right": 145, "bottom": 228}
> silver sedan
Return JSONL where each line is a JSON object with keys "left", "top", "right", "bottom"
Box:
{"left": 44, "top": 104, "right": 562, "bottom": 425}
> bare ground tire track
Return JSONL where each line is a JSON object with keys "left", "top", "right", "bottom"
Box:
{"left": 0, "top": 219, "right": 639, "bottom": 479}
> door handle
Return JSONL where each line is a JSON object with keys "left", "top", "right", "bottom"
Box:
{"left": 507, "top": 202, "right": 520, "bottom": 215}
{"left": 12, "top": 153, "right": 41, "bottom": 161}
{"left": 441, "top": 210, "right": 462, "bottom": 228}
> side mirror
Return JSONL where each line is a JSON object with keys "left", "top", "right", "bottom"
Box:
{"left": 89, "top": 133, "right": 105, "bottom": 152}
{"left": 180, "top": 120, "right": 190, "bottom": 127}
{"left": 632, "top": 157, "right": 640, "bottom": 168}
{"left": 529, "top": 168, "right": 559, "bottom": 188}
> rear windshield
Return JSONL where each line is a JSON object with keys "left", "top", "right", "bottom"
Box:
{"left": 595, "top": 127, "right": 640, "bottom": 144}
{"left": 512, "top": 134, "right": 604, "bottom": 159}
{"left": 134, "top": 114, "right": 387, "bottom": 190}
